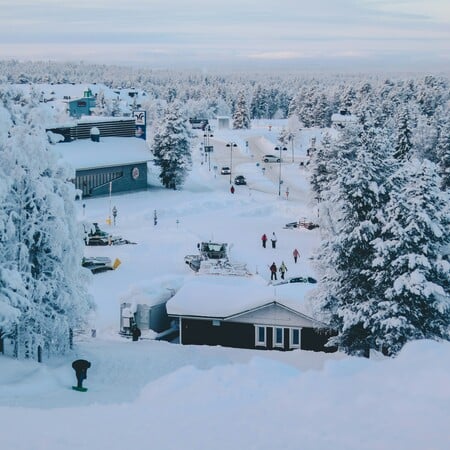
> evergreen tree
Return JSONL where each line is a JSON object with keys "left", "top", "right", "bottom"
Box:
{"left": 394, "top": 107, "right": 413, "bottom": 161}
{"left": 371, "top": 159, "right": 450, "bottom": 355}
{"left": 314, "top": 123, "right": 394, "bottom": 356}
{"left": 152, "top": 102, "right": 192, "bottom": 189}
{"left": 232, "top": 92, "right": 250, "bottom": 129}
{"left": 436, "top": 119, "right": 450, "bottom": 190}
{"left": 0, "top": 94, "right": 93, "bottom": 359}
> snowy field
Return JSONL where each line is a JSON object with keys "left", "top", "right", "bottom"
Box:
{"left": 1, "top": 123, "right": 449, "bottom": 450}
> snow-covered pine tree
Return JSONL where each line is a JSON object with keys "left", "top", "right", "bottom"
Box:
{"left": 393, "top": 107, "right": 413, "bottom": 161}
{"left": 308, "top": 131, "right": 333, "bottom": 203}
{"left": 152, "top": 102, "right": 192, "bottom": 190}
{"left": 232, "top": 92, "right": 250, "bottom": 129}
{"left": 314, "top": 122, "right": 394, "bottom": 356}
{"left": 250, "top": 85, "right": 266, "bottom": 119}
{"left": 371, "top": 159, "right": 450, "bottom": 355}
{"left": 435, "top": 119, "right": 450, "bottom": 190}
{"left": 0, "top": 93, "right": 93, "bottom": 360}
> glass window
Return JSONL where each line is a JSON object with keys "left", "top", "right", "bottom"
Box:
{"left": 290, "top": 328, "right": 301, "bottom": 348}
{"left": 274, "top": 327, "right": 284, "bottom": 347}
{"left": 255, "top": 326, "right": 266, "bottom": 346}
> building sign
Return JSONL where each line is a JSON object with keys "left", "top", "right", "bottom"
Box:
{"left": 133, "top": 110, "right": 146, "bottom": 140}
{"left": 131, "top": 167, "right": 140, "bottom": 180}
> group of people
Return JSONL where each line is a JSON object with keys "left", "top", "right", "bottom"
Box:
{"left": 261, "top": 232, "right": 301, "bottom": 281}
{"left": 269, "top": 261, "right": 288, "bottom": 281}
{"left": 261, "top": 232, "right": 277, "bottom": 249}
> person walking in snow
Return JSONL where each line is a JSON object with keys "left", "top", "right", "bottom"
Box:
{"left": 261, "top": 233, "right": 268, "bottom": 248}
{"left": 270, "top": 262, "right": 277, "bottom": 281}
{"left": 293, "top": 248, "right": 300, "bottom": 264}
{"left": 230, "top": 185, "right": 235, "bottom": 194}
{"left": 279, "top": 261, "right": 288, "bottom": 280}
{"left": 270, "top": 232, "right": 277, "bottom": 249}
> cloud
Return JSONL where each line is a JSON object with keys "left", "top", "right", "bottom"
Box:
{"left": 0, "top": 0, "right": 449, "bottom": 69}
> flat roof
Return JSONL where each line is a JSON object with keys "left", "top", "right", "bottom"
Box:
{"left": 55, "top": 136, "right": 151, "bottom": 170}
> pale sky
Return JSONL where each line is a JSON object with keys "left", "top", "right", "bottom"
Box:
{"left": 0, "top": 0, "right": 449, "bottom": 71}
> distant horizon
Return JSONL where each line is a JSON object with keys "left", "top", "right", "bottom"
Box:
{"left": 1, "top": 58, "right": 449, "bottom": 77}
{"left": 1, "top": 0, "right": 449, "bottom": 73}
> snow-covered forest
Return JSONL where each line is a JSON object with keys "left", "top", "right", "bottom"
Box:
{"left": 1, "top": 60, "right": 449, "bottom": 359}
{"left": 0, "top": 59, "right": 449, "bottom": 450}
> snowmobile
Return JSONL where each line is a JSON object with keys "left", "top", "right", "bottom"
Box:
{"left": 83, "top": 222, "right": 136, "bottom": 246}
{"left": 184, "top": 242, "right": 250, "bottom": 276}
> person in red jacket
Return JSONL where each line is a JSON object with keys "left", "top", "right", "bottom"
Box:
{"left": 293, "top": 248, "right": 300, "bottom": 263}
{"left": 261, "top": 233, "right": 268, "bottom": 248}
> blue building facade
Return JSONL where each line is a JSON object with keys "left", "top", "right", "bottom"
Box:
{"left": 68, "top": 88, "right": 96, "bottom": 118}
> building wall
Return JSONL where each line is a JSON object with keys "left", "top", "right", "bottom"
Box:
{"left": 180, "top": 317, "right": 337, "bottom": 352}
{"left": 75, "top": 162, "right": 147, "bottom": 197}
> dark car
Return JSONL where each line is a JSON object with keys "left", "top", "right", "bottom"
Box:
{"left": 288, "top": 276, "right": 317, "bottom": 284}
{"left": 234, "top": 175, "right": 247, "bottom": 185}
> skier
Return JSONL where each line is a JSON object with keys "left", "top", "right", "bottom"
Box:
{"left": 279, "top": 261, "right": 288, "bottom": 280}
{"left": 293, "top": 248, "right": 300, "bottom": 264}
{"left": 270, "top": 262, "right": 277, "bottom": 281}
{"left": 270, "top": 232, "right": 277, "bottom": 249}
{"left": 261, "top": 233, "right": 268, "bottom": 248}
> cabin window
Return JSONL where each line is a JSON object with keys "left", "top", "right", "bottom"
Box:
{"left": 290, "top": 328, "right": 301, "bottom": 349}
{"left": 274, "top": 327, "right": 284, "bottom": 348}
{"left": 212, "top": 320, "right": 221, "bottom": 327}
{"left": 255, "top": 326, "right": 266, "bottom": 346}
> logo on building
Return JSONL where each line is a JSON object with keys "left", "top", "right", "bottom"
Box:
{"left": 133, "top": 111, "right": 146, "bottom": 140}
{"left": 131, "top": 167, "right": 140, "bottom": 180}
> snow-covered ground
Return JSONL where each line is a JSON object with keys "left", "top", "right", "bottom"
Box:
{"left": 1, "top": 122, "right": 449, "bottom": 450}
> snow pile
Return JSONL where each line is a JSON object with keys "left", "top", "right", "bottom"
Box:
{"left": 1, "top": 340, "right": 449, "bottom": 450}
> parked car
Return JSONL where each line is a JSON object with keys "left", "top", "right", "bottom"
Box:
{"left": 234, "top": 175, "right": 247, "bottom": 185}
{"left": 288, "top": 276, "right": 317, "bottom": 284}
{"left": 262, "top": 154, "right": 281, "bottom": 163}
{"left": 284, "top": 219, "right": 319, "bottom": 230}
{"left": 272, "top": 276, "right": 317, "bottom": 286}
{"left": 220, "top": 166, "right": 231, "bottom": 175}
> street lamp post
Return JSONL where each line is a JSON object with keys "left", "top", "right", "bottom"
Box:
{"left": 289, "top": 134, "right": 294, "bottom": 163}
{"left": 203, "top": 126, "right": 214, "bottom": 171}
{"left": 226, "top": 142, "right": 237, "bottom": 184}
{"left": 274, "top": 145, "right": 287, "bottom": 196}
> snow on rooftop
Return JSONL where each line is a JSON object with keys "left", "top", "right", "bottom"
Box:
{"left": 55, "top": 136, "right": 151, "bottom": 170}
{"left": 166, "top": 274, "right": 315, "bottom": 318}
{"left": 120, "top": 275, "right": 187, "bottom": 308}
{"left": 77, "top": 116, "right": 134, "bottom": 123}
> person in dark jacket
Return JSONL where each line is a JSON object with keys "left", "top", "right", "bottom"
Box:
{"left": 132, "top": 326, "right": 141, "bottom": 341}
{"left": 270, "top": 262, "right": 277, "bottom": 281}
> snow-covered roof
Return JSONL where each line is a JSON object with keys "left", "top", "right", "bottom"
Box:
{"left": 78, "top": 116, "right": 134, "bottom": 123}
{"left": 331, "top": 113, "right": 358, "bottom": 123}
{"left": 166, "top": 275, "right": 315, "bottom": 318}
{"left": 55, "top": 136, "right": 151, "bottom": 170}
